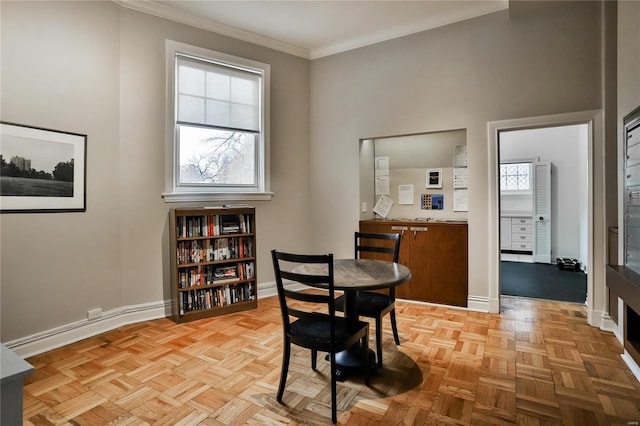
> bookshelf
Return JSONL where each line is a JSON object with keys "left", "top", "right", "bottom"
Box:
{"left": 170, "top": 206, "right": 257, "bottom": 323}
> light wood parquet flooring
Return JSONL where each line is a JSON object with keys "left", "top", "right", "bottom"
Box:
{"left": 22, "top": 296, "right": 640, "bottom": 425}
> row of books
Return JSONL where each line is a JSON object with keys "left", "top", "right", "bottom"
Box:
{"left": 178, "top": 262, "right": 255, "bottom": 288}
{"left": 176, "top": 237, "right": 253, "bottom": 264}
{"left": 178, "top": 283, "right": 255, "bottom": 314}
{"left": 177, "top": 214, "right": 252, "bottom": 238}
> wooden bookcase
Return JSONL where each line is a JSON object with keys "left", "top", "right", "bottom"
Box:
{"left": 170, "top": 206, "right": 257, "bottom": 323}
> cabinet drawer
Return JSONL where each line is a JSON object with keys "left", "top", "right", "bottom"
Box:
{"left": 511, "top": 217, "right": 533, "bottom": 225}
{"left": 512, "top": 233, "right": 533, "bottom": 243}
{"left": 511, "top": 224, "right": 533, "bottom": 234}
{"left": 511, "top": 241, "right": 533, "bottom": 251}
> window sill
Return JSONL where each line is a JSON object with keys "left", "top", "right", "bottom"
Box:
{"left": 162, "top": 192, "right": 274, "bottom": 203}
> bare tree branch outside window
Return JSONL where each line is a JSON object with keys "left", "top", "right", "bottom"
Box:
{"left": 179, "top": 127, "right": 255, "bottom": 186}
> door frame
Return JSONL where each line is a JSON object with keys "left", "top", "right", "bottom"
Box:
{"left": 487, "top": 110, "right": 605, "bottom": 328}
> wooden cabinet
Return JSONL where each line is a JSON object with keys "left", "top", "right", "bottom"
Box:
{"left": 360, "top": 220, "right": 468, "bottom": 307}
{"left": 170, "top": 207, "right": 257, "bottom": 323}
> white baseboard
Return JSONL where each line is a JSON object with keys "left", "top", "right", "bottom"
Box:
{"left": 467, "top": 295, "right": 491, "bottom": 312}
{"left": 7, "top": 282, "right": 285, "bottom": 359}
{"left": 6, "top": 300, "right": 173, "bottom": 358}
{"left": 622, "top": 351, "right": 640, "bottom": 383}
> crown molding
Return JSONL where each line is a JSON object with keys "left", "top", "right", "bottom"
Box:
{"left": 114, "top": 0, "right": 508, "bottom": 61}
{"left": 310, "top": 1, "right": 508, "bottom": 60}
{"left": 113, "top": 0, "right": 311, "bottom": 59}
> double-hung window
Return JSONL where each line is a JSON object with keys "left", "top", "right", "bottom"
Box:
{"left": 164, "top": 40, "right": 271, "bottom": 202}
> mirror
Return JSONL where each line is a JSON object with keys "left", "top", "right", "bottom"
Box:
{"left": 359, "top": 129, "right": 467, "bottom": 221}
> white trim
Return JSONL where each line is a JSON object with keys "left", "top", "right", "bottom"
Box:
{"left": 164, "top": 40, "right": 271, "bottom": 201}
{"left": 115, "top": 0, "right": 309, "bottom": 59}
{"left": 258, "top": 280, "right": 312, "bottom": 299}
{"left": 6, "top": 283, "right": 281, "bottom": 359}
{"left": 309, "top": 1, "right": 508, "bottom": 60}
{"left": 599, "top": 314, "right": 622, "bottom": 341}
{"left": 622, "top": 352, "right": 640, "bottom": 383}
{"left": 115, "top": 0, "right": 508, "bottom": 60}
{"left": 258, "top": 280, "right": 278, "bottom": 299}
{"left": 162, "top": 191, "right": 273, "bottom": 203}
{"left": 487, "top": 110, "right": 602, "bottom": 323}
{"left": 6, "top": 279, "right": 340, "bottom": 359}
{"left": 5, "top": 300, "right": 172, "bottom": 358}
{"left": 466, "top": 295, "right": 491, "bottom": 313}
{"left": 260, "top": 280, "right": 492, "bottom": 313}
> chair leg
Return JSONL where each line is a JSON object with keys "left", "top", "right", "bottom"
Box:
{"left": 330, "top": 352, "right": 337, "bottom": 424}
{"left": 375, "top": 316, "right": 383, "bottom": 369}
{"left": 311, "top": 349, "right": 317, "bottom": 370}
{"left": 277, "top": 339, "right": 291, "bottom": 403}
{"left": 390, "top": 309, "right": 400, "bottom": 345}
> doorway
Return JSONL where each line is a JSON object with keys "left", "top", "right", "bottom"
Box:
{"left": 498, "top": 125, "right": 588, "bottom": 303}
{"left": 487, "top": 110, "right": 603, "bottom": 324}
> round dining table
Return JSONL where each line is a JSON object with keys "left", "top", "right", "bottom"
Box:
{"left": 293, "top": 258, "right": 412, "bottom": 378}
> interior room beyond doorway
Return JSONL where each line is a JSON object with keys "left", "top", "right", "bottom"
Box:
{"left": 499, "top": 124, "right": 588, "bottom": 302}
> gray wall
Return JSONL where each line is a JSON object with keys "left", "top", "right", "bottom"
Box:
{"left": 310, "top": 1, "right": 605, "bottom": 303}
{"left": 0, "top": 1, "right": 311, "bottom": 342}
{"left": 1, "top": 0, "right": 632, "bottom": 347}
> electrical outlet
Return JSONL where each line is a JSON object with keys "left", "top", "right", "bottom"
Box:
{"left": 87, "top": 308, "right": 102, "bottom": 320}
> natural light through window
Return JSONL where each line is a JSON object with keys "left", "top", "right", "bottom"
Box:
{"left": 178, "top": 126, "right": 256, "bottom": 186}
{"left": 163, "top": 40, "right": 271, "bottom": 202}
{"left": 500, "top": 162, "right": 531, "bottom": 191}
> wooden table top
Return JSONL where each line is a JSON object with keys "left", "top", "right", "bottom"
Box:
{"left": 293, "top": 259, "right": 412, "bottom": 291}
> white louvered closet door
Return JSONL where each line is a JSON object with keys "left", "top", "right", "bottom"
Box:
{"left": 532, "top": 161, "right": 552, "bottom": 263}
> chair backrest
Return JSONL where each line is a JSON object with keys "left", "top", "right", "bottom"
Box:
{"left": 271, "top": 249, "right": 336, "bottom": 338}
{"left": 354, "top": 232, "right": 401, "bottom": 263}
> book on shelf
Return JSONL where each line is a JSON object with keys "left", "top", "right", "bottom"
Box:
{"left": 214, "top": 265, "right": 238, "bottom": 282}
{"left": 212, "top": 276, "right": 240, "bottom": 284}
{"left": 178, "top": 282, "right": 256, "bottom": 314}
{"left": 172, "top": 207, "right": 256, "bottom": 321}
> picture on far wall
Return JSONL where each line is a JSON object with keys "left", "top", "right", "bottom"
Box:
{"left": 0, "top": 122, "right": 86, "bottom": 213}
{"left": 426, "top": 168, "right": 442, "bottom": 189}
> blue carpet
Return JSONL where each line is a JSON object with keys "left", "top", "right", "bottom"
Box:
{"left": 500, "top": 261, "right": 587, "bottom": 303}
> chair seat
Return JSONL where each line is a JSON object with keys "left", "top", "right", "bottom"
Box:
{"left": 335, "top": 292, "right": 393, "bottom": 317}
{"left": 289, "top": 314, "right": 368, "bottom": 350}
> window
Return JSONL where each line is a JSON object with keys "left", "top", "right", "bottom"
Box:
{"left": 499, "top": 162, "right": 531, "bottom": 191}
{"left": 164, "top": 41, "right": 271, "bottom": 202}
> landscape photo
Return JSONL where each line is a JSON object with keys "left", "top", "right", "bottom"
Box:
{"left": 1, "top": 134, "right": 75, "bottom": 197}
{"left": 0, "top": 123, "right": 86, "bottom": 212}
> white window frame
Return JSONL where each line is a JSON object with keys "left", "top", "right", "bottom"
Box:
{"left": 163, "top": 40, "right": 272, "bottom": 202}
{"left": 499, "top": 161, "right": 532, "bottom": 194}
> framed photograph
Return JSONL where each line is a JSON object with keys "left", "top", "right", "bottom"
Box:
{"left": 1, "top": 122, "right": 86, "bottom": 213}
{"left": 426, "top": 168, "right": 442, "bottom": 189}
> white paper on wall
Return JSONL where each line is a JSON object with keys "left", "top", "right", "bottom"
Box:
{"left": 375, "top": 176, "right": 390, "bottom": 195}
{"left": 453, "top": 167, "right": 468, "bottom": 189}
{"left": 374, "top": 195, "right": 393, "bottom": 218}
{"left": 375, "top": 156, "right": 389, "bottom": 176}
{"left": 453, "top": 189, "right": 468, "bottom": 211}
{"left": 398, "top": 184, "right": 414, "bottom": 205}
{"left": 454, "top": 145, "right": 468, "bottom": 167}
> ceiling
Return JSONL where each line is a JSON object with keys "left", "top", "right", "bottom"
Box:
{"left": 116, "top": 0, "right": 508, "bottom": 59}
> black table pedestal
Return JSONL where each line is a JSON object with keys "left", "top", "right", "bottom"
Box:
{"left": 329, "top": 289, "right": 380, "bottom": 381}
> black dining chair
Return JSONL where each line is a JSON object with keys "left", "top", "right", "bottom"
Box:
{"left": 271, "top": 249, "right": 370, "bottom": 424}
{"left": 335, "top": 232, "right": 401, "bottom": 368}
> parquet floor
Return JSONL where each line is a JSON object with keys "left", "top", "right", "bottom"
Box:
{"left": 22, "top": 296, "right": 640, "bottom": 425}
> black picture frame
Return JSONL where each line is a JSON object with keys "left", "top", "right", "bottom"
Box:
{"left": 0, "top": 121, "right": 87, "bottom": 213}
